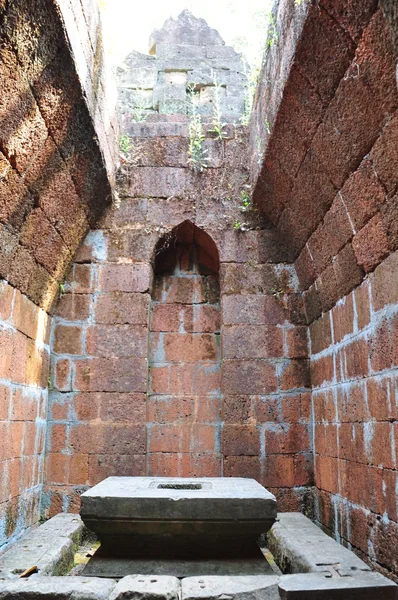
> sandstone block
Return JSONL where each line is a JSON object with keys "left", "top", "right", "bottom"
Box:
{"left": 278, "top": 571, "right": 398, "bottom": 599}
{"left": 110, "top": 575, "right": 180, "bottom": 600}
{"left": 80, "top": 476, "right": 277, "bottom": 554}
{"left": 182, "top": 576, "right": 280, "bottom": 600}
{"left": 268, "top": 512, "right": 369, "bottom": 575}
{"left": 0, "top": 514, "right": 84, "bottom": 579}
{"left": 0, "top": 577, "right": 115, "bottom": 599}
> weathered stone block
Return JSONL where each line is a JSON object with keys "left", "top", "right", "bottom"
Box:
{"left": 156, "top": 44, "right": 207, "bottom": 60}
{"left": 222, "top": 295, "right": 286, "bottom": 325}
{"left": 80, "top": 476, "right": 276, "bottom": 556}
{"left": 150, "top": 363, "right": 220, "bottom": 396}
{"left": 222, "top": 360, "right": 277, "bottom": 395}
{"left": 153, "top": 83, "right": 187, "bottom": 108}
{"left": 0, "top": 514, "right": 84, "bottom": 579}
{"left": 182, "top": 576, "right": 280, "bottom": 600}
{"left": 86, "top": 324, "right": 148, "bottom": 358}
{"left": 94, "top": 293, "right": 150, "bottom": 325}
{"left": 119, "top": 88, "right": 154, "bottom": 112}
{"left": 98, "top": 264, "right": 153, "bottom": 293}
{"left": 268, "top": 512, "right": 369, "bottom": 574}
{"left": 223, "top": 325, "right": 283, "bottom": 359}
{"left": 73, "top": 358, "right": 147, "bottom": 392}
{"left": 149, "top": 10, "right": 224, "bottom": 54}
{"left": 148, "top": 422, "right": 218, "bottom": 454}
{"left": 128, "top": 167, "right": 186, "bottom": 197}
{"left": 110, "top": 575, "right": 180, "bottom": 600}
{"left": 118, "top": 66, "right": 157, "bottom": 89}
{"left": 278, "top": 571, "right": 398, "bottom": 599}
{"left": 0, "top": 576, "right": 115, "bottom": 599}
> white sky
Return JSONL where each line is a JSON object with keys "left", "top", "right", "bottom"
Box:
{"left": 98, "top": 0, "right": 274, "bottom": 67}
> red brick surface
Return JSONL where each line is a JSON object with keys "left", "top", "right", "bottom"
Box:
{"left": 2, "top": 0, "right": 397, "bottom": 579}
{"left": 311, "top": 249, "right": 398, "bottom": 577}
{"left": 0, "top": 281, "right": 50, "bottom": 547}
{"left": 46, "top": 112, "right": 311, "bottom": 508}
{"left": 148, "top": 233, "right": 222, "bottom": 476}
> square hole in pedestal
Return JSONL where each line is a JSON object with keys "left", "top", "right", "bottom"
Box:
{"left": 157, "top": 483, "right": 203, "bottom": 490}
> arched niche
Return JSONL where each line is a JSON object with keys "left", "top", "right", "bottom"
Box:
{"left": 148, "top": 221, "right": 222, "bottom": 477}
{"left": 153, "top": 220, "right": 219, "bottom": 276}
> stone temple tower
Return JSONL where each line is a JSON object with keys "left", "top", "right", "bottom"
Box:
{"left": 117, "top": 10, "right": 247, "bottom": 124}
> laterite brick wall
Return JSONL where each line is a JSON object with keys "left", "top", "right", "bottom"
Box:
{"left": 44, "top": 117, "right": 313, "bottom": 515}
{"left": 0, "top": 281, "right": 50, "bottom": 548}
{"left": 250, "top": 0, "right": 398, "bottom": 578}
{"left": 0, "top": 0, "right": 113, "bottom": 550}
{"left": 149, "top": 225, "right": 222, "bottom": 476}
{"left": 311, "top": 252, "right": 398, "bottom": 578}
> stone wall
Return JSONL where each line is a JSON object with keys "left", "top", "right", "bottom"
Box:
{"left": 118, "top": 10, "right": 246, "bottom": 123}
{"left": 0, "top": 0, "right": 114, "bottom": 313}
{"left": 0, "top": 0, "right": 114, "bottom": 551}
{"left": 56, "top": 0, "right": 119, "bottom": 185}
{"left": 0, "top": 281, "right": 50, "bottom": 549}
{"left": 2, "top": 0, "right": 398, "bottom": 582}
{"left": 44, "top": 110, "right": 313, "bottom": 515}
{"left": 149, "top": 223, "right": 223, "bottom": 476}
{"left": 311, "top": 251, "right": 398, "bottom": 578}
{"left": 250, "top": 0, "right": 398, "bottom": 579}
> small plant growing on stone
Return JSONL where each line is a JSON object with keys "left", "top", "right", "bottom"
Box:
{"left": 239, "top": 190, "right": 253, "bottom": 213}
{"left": 131, "top": 105, "right": 148, "bottom": 123}
{"left": 187, "top": 84, "right": 208, "bottom": 173}
{"left": 233, "top": 219, "right": 249, "bottom": 231}
{"left": 271, "top": 286, "right": 284, "bottom": 300}
{"left": 120, "top": 133, "right": 133, "bottom": 155}
{"left": 113, "top": 190, "right": 121, "bottom": 209}
{"left": 208, "top": 78, "right": 227, "bottom": 141}
{"left": 130, "top": 89, "right": 149, "bottom": 123}
{"left": 188, "top": 113, "right": 208, "bottom": 172}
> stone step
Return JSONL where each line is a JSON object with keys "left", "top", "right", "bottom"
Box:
{"left": 0, "top": 514, "right": 84, "bottom": 580}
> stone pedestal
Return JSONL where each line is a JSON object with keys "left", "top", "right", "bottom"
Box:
{"left": 80, "top": 477, "right": 277, "bottom": 559}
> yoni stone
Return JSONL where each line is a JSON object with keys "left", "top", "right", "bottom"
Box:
{"left": 80, "top": 476, "right": 276, "bottom": 558}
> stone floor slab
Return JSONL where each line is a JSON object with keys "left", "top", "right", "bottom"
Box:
{"left": 0, "top": 515, "right": 85, "bottom": 580}
{"left": 278, "top": 571, "right": 398, "bottom": 599}
{"left": 82, "top": 555, "right": 274, "bottom": 579}
{"left": 0, "top": 576, "right": 115, "bottom": 599}
{"left": 181, "top": 575, "right": 280, "bottom": 600}
{"left": 267, "top": 513, "right": 369, "bottom": 574}
{"left": 109, "top": 575, "right": 180, "bottom": 600}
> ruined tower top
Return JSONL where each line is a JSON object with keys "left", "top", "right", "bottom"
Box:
{"left": 148, "top": 9, "right": 225, "bottom": 55}
{"left": 117, "top": 10, "right": 247, "bottom": 125}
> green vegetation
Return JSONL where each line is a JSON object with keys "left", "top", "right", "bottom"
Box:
{"left": 241, "top": 65, "right": 260, "bottom": 126}
{"left": 233, "top": 219, "right": 243, "bottom": 230}
{"left": 187, "top": 84, "right": 208, "bottom": 173}
{"left": 265, "top": 14, "right": 278, "bottom": 49}
{"left": 271, "top": 286, "right": 285, "bottom": 300}
{"left": 119, "top": 133, "right": 133, "bottom": 155}
{"left": 209, "top": 78, "right": 227, "bottom": 141}
{"left": 239, "top": 190, "right": 253, "bottom": 213}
